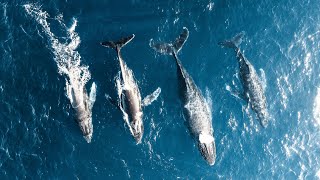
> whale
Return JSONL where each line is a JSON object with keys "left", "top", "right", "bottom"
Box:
{"left": 219, "top": 32, "right": 268, "bottom": 127}
{"left": 67, "top": 81, "right": 96, "bottom": 143}
{"left": 101, "top": 35, "right": 161, "bottom": 144}
{"left": 150, "top": 27, "right": 216, "bottom": 166}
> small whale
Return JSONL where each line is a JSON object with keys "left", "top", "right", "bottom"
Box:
{"left": 101, "top": 35, "right": 160, "bottom": 144}
{"left": 67, "top": 81, "right": 96, "bottom": 143}
{"left": 219, "top": 32, "right": 269, "bottom": 127}
{"left": 150, "top": 27, "right": 216, "bottom": 166}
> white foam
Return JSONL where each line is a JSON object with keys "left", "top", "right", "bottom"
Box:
{"left": 24, "top": 4, "right": 96, "bottom": 113}
{"left": 317, "top": 169, "right": 320, "bottom": 179}
{"left": 226, "top": 85, "right": 231, "bottom": 91}
{"left": 207, "top": 2, "right": 214, "bottom": 11}
{"left": 228, "top": 113, "right": 238, "bottom": 131}
{"left": 199, "top": 132, "right": 214, "bottom": 144}
{"left": 276, "top": 76, "right": 291, "bottom": 110}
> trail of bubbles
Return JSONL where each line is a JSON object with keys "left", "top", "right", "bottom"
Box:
{"left": 276, "top": 75, "right": 292, "bottom": 110}
{"left": 1, "top": 3, "right": 8, "bottom": 26}
{"left": 24, "top": 3, "right": 96, "bottom": 105}
{"left": 24, "top": 4, "right": 96, "bottom": 141}
{"left": 227, "top": 113, "right": 238, "bottom": 131}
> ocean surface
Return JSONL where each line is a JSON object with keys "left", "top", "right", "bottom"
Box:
{"left": 1, "top": 0, "right": 320, "bottom": 179}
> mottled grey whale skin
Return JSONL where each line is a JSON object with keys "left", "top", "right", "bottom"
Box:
{"left": 101, "top": 35, "right": 144, "bottom": 144}
{"left": 150, "top": 27, "right": 216, "bottom": 166}
{"left": 219, "top": 32, "right": 269, "bottom": 128}
{"left": 69, "top": 84, "right": 95, "bottom": 143}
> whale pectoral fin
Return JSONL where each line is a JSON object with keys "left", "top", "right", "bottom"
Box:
{"left": 259, "top": 68, "right": 267, "bottom": 90}
{"left": 105, "top": 94, "right": 121, "bottom": 111}
{"left": 142, "top": 87, "right": 161, "bottom": 107}
{"left": 238, "top": 92, "right": 247, "bottom": 102}
{"left": 228, "top": 87, "right": 246, "bottom": 102}
{"left": 88, "top": 82, "right": 97, "bottom": 110}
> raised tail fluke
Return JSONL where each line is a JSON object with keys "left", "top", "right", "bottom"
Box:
{"left": 101, "top": 34, "right": 135, "bottom": 50}
{"left": 218, "top": 31, "right": 245, "bottom": 49}
{"left": 150, "top": 27, "right": 189, "bottom": 55}
{"left": 173, "top": 27, "right": 189, "bottom": 53}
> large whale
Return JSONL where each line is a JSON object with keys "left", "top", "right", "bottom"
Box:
{"left": 150, "top": 27, "right": 216, "bottom": 166}
{"left": 219, "top": 32, "right": 268, "bottom": 127}
{"left": 101, "top": 35, "right": 161, "bottom": 144}
{"left": 67, "top": 81, "right": 96, "bottom": 143}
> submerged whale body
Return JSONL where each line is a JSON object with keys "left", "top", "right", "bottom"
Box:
{"left": 219, "top": 32, "right": 269, "bottom": 127}
{"left": 101, "top": 35, "right": 161, "bottom": 144}
{"left": 68, "top": 82, "right": 96, "bottom": 143}
{"left": 150, "top": 27, "right": 216, "bottom": 166}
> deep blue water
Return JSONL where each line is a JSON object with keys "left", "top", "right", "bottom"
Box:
{"left": 1, "top": 0, "right": 320, "bottom": 179}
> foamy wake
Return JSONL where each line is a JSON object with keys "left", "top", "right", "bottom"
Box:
{"left": 24, "top": 4, "right": 96, "bottom": 117}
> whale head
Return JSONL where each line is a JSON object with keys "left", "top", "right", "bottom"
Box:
{"left": 257, "top": 109, "right": 269, "bottom": 128}
{"left": 78, "top": 115, "right": 93, "bottom": 143}
{"left": 131, "top": 112, "right": 144, "bottom": 144}
{"left": 198, "top": 132, "right": 216, "bottom": 166}
{"left": 83, "top": 132, "right": 93, "bottom": 143}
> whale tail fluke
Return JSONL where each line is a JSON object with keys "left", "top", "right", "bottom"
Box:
{"left": 173, "top": 27, "right": 189, "bottom": 53}
{"left": 101, "top": 34, "right": 135, "bottom": 50}
{"left": 150, "top": 27, "right": 189, "bottom": 55}
{"left": 218, "top": 31, "right": 245, "bottom": 49}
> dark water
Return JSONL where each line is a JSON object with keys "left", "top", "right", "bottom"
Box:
{"left": 1, "top": 0, "right": 320, "bottom": 179}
